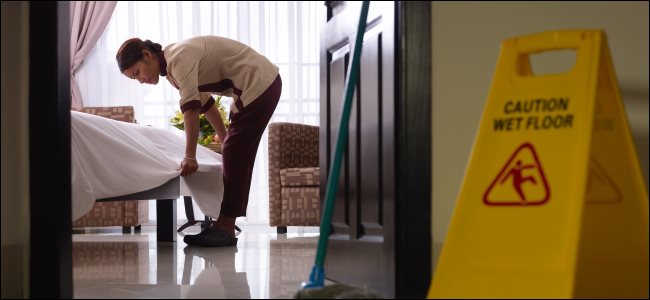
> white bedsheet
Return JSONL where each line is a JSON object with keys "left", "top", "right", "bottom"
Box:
{"left": 71, "top": 110, "right": 223, "bottom": 221}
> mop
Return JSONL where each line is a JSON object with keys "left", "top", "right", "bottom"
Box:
{"left": 293, "top": 1, "right": 383, "bottom": 298}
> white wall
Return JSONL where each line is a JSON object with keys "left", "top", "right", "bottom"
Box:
{"left": 1, "top": 1, "right": 31, "bottom": 298}
{"left": 431, "top": 1, "right": 649, "bottom": 254}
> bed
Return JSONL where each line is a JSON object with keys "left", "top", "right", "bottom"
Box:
{"left": 71, "top": 110, "right": 224, "bottom": 242}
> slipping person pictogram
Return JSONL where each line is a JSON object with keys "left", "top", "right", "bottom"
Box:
{"left": 500, "top": 160, "right": 537, "bottom": 203}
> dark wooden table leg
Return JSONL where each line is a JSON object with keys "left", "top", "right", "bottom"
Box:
{"left": 156, "top": 198, "right": 177, "bottom": 242}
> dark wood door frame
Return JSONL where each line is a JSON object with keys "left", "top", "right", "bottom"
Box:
{"left": 395, "top": 1, "right": 432, "bottom": 297}
{"left": 320, "top": 1, "right": 431, "bottom": 298}
{"left": 29, "top": 2, "right": 72, "bottom": 298}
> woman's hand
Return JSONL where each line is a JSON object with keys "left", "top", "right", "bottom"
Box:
{"left": 179, "top": 157, "right": 199, "bottom": 176}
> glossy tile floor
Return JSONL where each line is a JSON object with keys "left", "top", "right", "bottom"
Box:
{"left": 72, "top": 225, "right": 319, "bottom": 299}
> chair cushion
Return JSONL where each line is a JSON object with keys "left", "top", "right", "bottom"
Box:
{"left": 280, "top": 167, "right": 320, "bottom": 187}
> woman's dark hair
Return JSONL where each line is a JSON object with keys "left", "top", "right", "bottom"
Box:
{"left": 116, "top": 38, "right": 162, "bottom": 72}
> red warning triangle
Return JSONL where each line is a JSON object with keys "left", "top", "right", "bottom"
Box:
{"left": 585, "top": 157, "right": 622, "bottom": 204}
{"left": 483, "top": 142, "right": 550, "bottom": 206}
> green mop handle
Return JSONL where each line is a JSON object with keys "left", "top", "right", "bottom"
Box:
{"left": 315, "top": 0, "right": 370, "bottom": 269}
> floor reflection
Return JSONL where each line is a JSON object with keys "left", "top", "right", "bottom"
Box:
{"left": 73, "top": 241, "right": 150, "bottom": 284}
{"left": 181, "top": 246, "right": 250, "bottom": 298}
{"left": 268, "top": 235, "right": 319, "bottom": 298}
{"left": 72, "top": 226, "right": 318, "bottom": 299}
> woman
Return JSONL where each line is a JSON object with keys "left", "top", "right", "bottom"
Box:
{"left": 116, "top": 36, "right": 281, "bottom": 247}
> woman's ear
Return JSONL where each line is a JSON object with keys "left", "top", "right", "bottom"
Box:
{"left": 142, "top": 49, "right": 153, "bottom": 60}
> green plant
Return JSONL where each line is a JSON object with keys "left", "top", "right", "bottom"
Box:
{"left": 170, "top": 95, "right": 230, "bottom": 145}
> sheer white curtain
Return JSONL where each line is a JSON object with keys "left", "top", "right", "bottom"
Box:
{"left": 77, "top": 1, "right": 323, "bottom": 226}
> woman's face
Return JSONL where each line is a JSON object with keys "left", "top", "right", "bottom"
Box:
{"left": 121, "top": 50, "right": 160, "bottom": 85}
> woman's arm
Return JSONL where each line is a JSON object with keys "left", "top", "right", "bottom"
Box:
{"left": 203, "top": 104, "right": 227, "bottom": 143}
{"left": 180, "top": 108, "right": 200, "bottom": 176}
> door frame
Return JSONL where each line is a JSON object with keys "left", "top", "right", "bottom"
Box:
{"left": 395, "top": 1, "right": 432, "bottom": 297}
{"left": 29, "top": 2, "right": 72, "bottom": 298}
{"left": 320, "top": 1, "right": 431, "bottom": 298}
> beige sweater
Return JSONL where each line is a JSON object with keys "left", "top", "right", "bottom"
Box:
{"left": 162, "top": 36, "right": 279, "bottom": 113}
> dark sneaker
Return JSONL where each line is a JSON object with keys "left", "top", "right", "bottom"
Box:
{"left": 184, "top": 227, "right": 238, "bottom": 247}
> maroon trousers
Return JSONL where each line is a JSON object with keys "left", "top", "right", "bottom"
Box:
{"left": 220, "top": 75, "right": 282, "bottom": 217}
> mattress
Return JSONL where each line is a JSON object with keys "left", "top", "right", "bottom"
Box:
{"left": 71, "top": 110, "right": 224, "bottom": 220}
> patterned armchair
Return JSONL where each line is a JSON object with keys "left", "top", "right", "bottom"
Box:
{"left": 268, "top": 123, "right": 320, "bottom": 233}
{"left": 72, "top": 106, "right": 149, "bottom": 232}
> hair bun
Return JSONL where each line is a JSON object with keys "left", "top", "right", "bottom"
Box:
{"left": 143, "top": 40, "right": 162, "bottom": 52}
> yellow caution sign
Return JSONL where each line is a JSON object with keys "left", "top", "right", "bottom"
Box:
{"left": 429, "top": 30, "right": 648, "bottom": 299}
